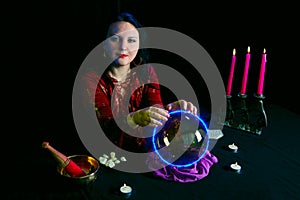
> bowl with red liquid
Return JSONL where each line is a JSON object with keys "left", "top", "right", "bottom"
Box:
{"left": 57, "top": 155, "right": 101, "bottom": 186}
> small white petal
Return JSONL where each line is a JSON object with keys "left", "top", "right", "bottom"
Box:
{"left": 106, "top": 159, "right": 112, "bottom": 166}
{"left": 103, "top": 154, "right": 109, "bottom": 158}
{"left": 114, "top": 159, "right": 120, "bottom": 164}
{"left": 107, "top": 160, "right": 115, "bottom": 168}
{"left": 99, "top": 157, "right": 107, "bottom": 165}
{"left": 110, "top": 152, "right": 116, "bottom": 158}
{"left": 120, "top": 156, "right": 127, "bottom": 161}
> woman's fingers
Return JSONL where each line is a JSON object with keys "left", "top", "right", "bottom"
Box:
{"left": 166, "top": 100, "right": 198, "bottom": 115}
{"left": 146, "top": 107, "right": 169, "bottom": 127}
{"left": 185, "top": 101, "right": 197, "bottom": 115}
{"left": 148, "top": 117, "right": 165, "bottom": 127}
{"left": 149, "top": 106, "right": 169, "bottom": 119}
{"left": 179, "top": 100, "right": 188, "bottom": 110}
{"left": 131, "top": 102, "right": 197, "bottom": 128}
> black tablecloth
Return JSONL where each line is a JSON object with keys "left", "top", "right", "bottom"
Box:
{"left": 4, "top": 104, "right": 300, "bottom": 200}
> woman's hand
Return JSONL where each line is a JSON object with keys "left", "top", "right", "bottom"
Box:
{"left": 165, "top": 99, "right": 198, "bottom": 115}
{"left": 128, "top": 105, "right": 170, "bottom": 127}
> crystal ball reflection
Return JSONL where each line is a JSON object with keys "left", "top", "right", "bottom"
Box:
{"left": 152, "top": 110, "right": 209, "bottom": 168}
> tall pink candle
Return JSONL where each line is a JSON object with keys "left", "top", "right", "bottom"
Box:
{"left": 240, "top": 46, "right": 251, "bottom": 95}
{"left": 257, "top": 48, "right": 267, "bottom": 95}
{"left": 226, "top": 48, "right": 236, "bottom": 96}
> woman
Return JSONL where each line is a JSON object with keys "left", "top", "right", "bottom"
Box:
{"left": 82, "top": 12, "right": 198, "bottom": 152}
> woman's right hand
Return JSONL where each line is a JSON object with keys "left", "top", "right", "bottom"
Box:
{"left": 128, "top": 105, "right": 170, "bottom": 127}
{"left": 165, "top": 99, "right": 198, "bottom": 115}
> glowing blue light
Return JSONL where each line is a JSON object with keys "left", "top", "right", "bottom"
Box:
{"left": 152, "top": 110, "right": 209, "bottom": 168}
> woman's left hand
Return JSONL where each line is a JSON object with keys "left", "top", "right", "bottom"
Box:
{"left": 128, "top": 105, "right": 170, "bottom": 127}
{"left": 165, "top": 99, "right": 198, "bottom": 116}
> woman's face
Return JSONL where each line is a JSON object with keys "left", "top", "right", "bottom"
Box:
{"left": 105, "top": 21, "right": 140, "bottom": 67}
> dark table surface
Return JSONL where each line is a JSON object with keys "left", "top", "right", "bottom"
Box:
{"left": 4, "top": 104, "right": 300, "bottom": 200}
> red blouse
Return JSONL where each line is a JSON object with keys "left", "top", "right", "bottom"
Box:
{"left": 82, "top": 64, "right": 164, "bottom": 152}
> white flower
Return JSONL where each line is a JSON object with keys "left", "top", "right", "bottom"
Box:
{"left": 98, "top": 152, "right": 127, "bottom": 168}
{"left": 106, "top": 159, "right": 115, "bottom": 168}
{"left": 99, "top": 157, "right": 108, "bottom": 165}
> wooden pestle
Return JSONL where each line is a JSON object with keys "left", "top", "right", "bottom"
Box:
{"left": 42, "top": 141, "right": 86, "bottom": 177}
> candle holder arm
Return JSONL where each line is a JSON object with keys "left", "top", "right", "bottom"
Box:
{"left": 251, "top": 94, "right": 268, "bottom": 135}
{"left": 224, "top": 96, "right": 235, "bottom": 126}
{"left": 236, "top": 94, "right": 250, "bottom": 131}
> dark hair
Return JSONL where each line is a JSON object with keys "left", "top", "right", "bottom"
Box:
{"left": 112, "top": 11, "right": 143, "bottom": 29}
{"left": 107, "top": 12, "right": 149, "bottom": 66}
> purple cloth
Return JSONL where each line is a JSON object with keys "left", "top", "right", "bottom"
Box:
{"left": 146, "top": 151, "right": 218, "bottom": 183}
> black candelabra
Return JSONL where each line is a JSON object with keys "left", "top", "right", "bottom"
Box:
{"left": 223, "top": 93, "right": 268, "bottom": 135}
{"left": 223, "top": 46, "right": 268, "bottom": 135}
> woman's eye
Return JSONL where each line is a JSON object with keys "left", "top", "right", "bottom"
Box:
{"left": 110, "top": 35, "right": 119, "bottom": 42}
{"left": 128, "top": 38, "right": 137, "bottom": 43}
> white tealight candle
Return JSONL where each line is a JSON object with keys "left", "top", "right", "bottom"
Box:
{"left": 228, "top": 143, "right": 238, "bottom": 152}
{"left": 230, "top": 162, "right": 241, "bottom": 172}
{"left": 120, "top": 183, "right": 132, "bottom": 195}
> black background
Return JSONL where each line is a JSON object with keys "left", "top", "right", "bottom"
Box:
{"left": 3, "top": 1, "right": 299, "bottom": 154}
